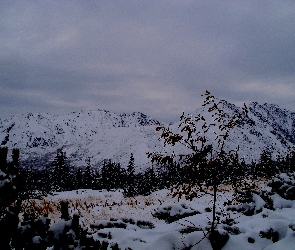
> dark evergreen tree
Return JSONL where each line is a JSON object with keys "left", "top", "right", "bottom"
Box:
{"left": 140, "top": 167, "right": 158, "bottom": 195}
{"left": 134, "top": 172, "right": 144, "bottom": 195}
{"left": 83, "top": 159, "right": 93, "bottom": 189}
{"left": 166, "top": 162, "right": 182, "bottom": 187}
{"left": 0, "top": 146, "right": 7, "bottom": 168}
{"left": 153, "top": 163, "right": 168, "bottom": 190}
{"left": 11, "top": 148, "right": 19, "bottom": 169}
{"left": 0, "top": 147, "right": 20, "bottom": 214}
{"left": 101, "top": 160, "right": 109, "bottom": 189}
{"left": 249, "top": 160, "right": 257, "bottom": 178}
{"left": 257, "top": 150, "right": 277, "bottom": 178}
{"left": 20, "top": 166, "right": 49, "bottom": 197}
{"left": 50, "top": 149, "right": 71, "bottom": 192}
{"left": 91, "top": 168, "right": 102, "bottom": 190}
{"left": 276, "top": 153, "right": 288, "bottom": 173}
{"left": 290, "top": 150, "right": 295, "bottom": 172}
{"left": 75, "top": 168, "right": 83, "bottom": 189}
{"left": 285, "top": 148, "right": 295, "bottom": 173}
{"left": 0, "top": 147, "right": 21, "bottom": 250}
{"left": 114, "top": 162, "right": 124, "bottom": 189}
{"left": 124, "top": 153, "right": 136, "bottom": 197}
{"left": 101, "top": 160, "right": 123, "bottom": 190}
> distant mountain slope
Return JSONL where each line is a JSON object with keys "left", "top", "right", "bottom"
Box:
{"left": 0, "top": 110, "right": 162, "bottom": 168}
{"left": 184, "top": 101, "right": 295, "bottom": 162}
{"left": 0, "top": 102, "right": 294, "bottom": 169}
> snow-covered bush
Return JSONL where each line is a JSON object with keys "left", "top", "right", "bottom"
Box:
{"left": 227, "top": 172, "right": 295, "bottom": 219}
{"left": 153, "top": 203, "right": 200, "bottom": 223}
{"left": 259, "top": 228, "right": 279, "bottom": 243}
{"left": 91, "top": 217, "right": 155, "bottom": 231}
{"left": 268, "top": 173, "right": 295, "bottom": 200}
{"left": 228, "top": 189, "right": 274, "bottom": 216}
{"left": 209, "top": 229, "right": 229, "bottom": 250}
{"left": 14, "top": 215, "right": 51, "bottom": 250}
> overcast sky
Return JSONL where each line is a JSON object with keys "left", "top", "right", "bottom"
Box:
{"left": 1, "top": 0, "right": 295, "bottom": 122}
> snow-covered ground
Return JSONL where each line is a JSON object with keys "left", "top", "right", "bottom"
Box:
{"left": 22, "top": 185, "right": 295, "bottom": 250}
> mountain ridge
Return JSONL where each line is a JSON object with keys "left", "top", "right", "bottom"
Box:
{"left": 1, "top": 102, "right": 294, "bottom": 169}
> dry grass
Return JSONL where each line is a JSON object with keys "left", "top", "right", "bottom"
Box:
{"left": 20, "top": 191, "right": 163, "bottom": 226}
{"left": 20, "top": 179, "right": 269, "bottom": 226}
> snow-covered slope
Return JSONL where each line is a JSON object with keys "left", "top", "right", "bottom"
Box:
{"left": 177, "top": 101, "right": 295, "bottom": 162}
{"left": 0, "top": 102, "right": 294, "bottom": 169}
{"left": 0, "top": 110, "right": 163, "bottom": 168}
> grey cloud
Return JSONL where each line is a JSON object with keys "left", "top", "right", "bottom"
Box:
{"left": 1, "top": 1, "right": 295, "bottom": 122}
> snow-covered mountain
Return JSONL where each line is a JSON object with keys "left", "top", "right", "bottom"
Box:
{"left": 0, "top": 110, "right": 163, "bottom": 169}
{"left": 189, "top": 101, "right": 295, "bottom": 162}
{"left": 0, "top": 102, "right": 294, "bottom": 169}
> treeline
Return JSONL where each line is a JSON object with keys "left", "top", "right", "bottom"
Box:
{"left": 19, "top": 148, "right": 295, "bottom": 198}
{"left": 20, "top": 151, "right": 161, "bottom": 197}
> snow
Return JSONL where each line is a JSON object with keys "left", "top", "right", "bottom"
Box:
{"left": 154, "top": 203, "right": 197, "bottom": 217}
{"left": 49, "top": 219, "right": 71, "bottom": 241}
{"left": 0, "top": 178, "right": 9, "bottom": 188}
{"left": 264, "top": 232, "right": 295, "bottom": 250}
{"left": 2, "top": 100, "right": 295, "bottom": 249}
{"left": 22, "top": 186, "right": 295, "bottom": 250}
{"left": 272, "top": 194, "right": 295, "bottom": 209}
{"left": 1, "top": 100, "right": 294, "bottom": 169}
{"left": 252, "top": 193, "right": 266, "bottom": 212}
{"left": 0, "top": 169, "right": 6, "bottom": 178}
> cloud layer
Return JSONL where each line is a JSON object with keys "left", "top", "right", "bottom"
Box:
{"left": 1, "top": 1, "right": 295, "bottom": 122}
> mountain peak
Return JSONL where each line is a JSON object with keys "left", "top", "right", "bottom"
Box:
{"left": 0, "top": 101, "right": 295, "bottom": 169}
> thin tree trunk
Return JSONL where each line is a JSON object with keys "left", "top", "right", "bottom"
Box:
{"left": 211, "top": 184, "right": 217, "bottom": 234}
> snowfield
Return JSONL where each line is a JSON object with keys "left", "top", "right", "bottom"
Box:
{"left": 22, "top": 185, "right": 295, "bottom": 250}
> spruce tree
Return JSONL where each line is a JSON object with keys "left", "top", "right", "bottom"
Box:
{"left": 285, "top": 148, "right": 295, "bottom": 173}
{"left": 141, "top": 167, "right": 158, "bottom": 195}
{"left": 101, "top": 160, "right": 109, "bottom": 190}
{"left": 51, "top": 149, "right": 70, "bottom": 192}
{"left": 92, "top": 169, "right": 102, "bottom": 190}
{"left": 83, "top": 159, "right": 93, "bottom": 189}
{"left": 101, "top": 160, "right": 123, "bottom": 190}
{"left": 75, "top": 168, "right": 83, "bottom": 189}
{"left": 257, "top": 149, "right": 276, "bottom": 178}
{"left": 124, "top": 153, "right": 136, "bottom": 197}
{"left": 112, "top": 162, "right": 123, "bottom": 189}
